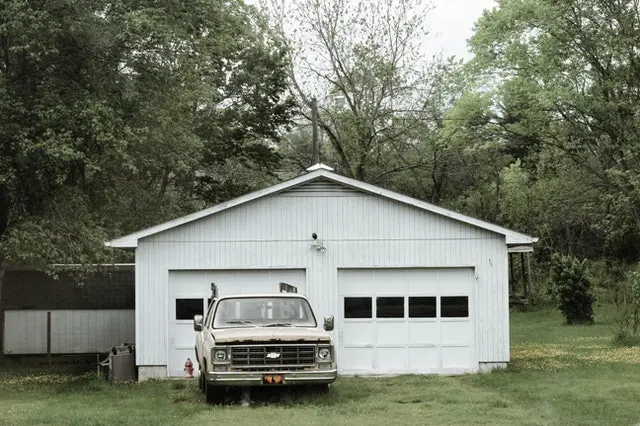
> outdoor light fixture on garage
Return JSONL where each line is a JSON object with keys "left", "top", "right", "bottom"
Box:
{"left": 311, "top": 232, "right": 326, "bottom": 253}
{"left": 311, "top": 240, "right": 326, "bottom": 253}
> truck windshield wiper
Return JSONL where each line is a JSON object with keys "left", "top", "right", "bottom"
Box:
{"left": 263, "top": 322, "right": 292, "bottom": 327}
{"left": 225, "top": 320, "right": 253, "bottom": 325}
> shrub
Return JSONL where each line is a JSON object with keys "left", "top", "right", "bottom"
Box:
{"left": 611, "top": 265, "right": 640, "bottom": 345}
{"left": 548, "top": 253, "right": 595, "bottom": 325}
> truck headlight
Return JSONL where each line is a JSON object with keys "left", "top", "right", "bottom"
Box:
{"left": 317, "top": 347, "right": 332, "bottom": 361}
{"left": 213, "top": 349, "right": 227, "bottom": 362}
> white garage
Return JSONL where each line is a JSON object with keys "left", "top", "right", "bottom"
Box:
{"left": 106, "top": 164, "right": 536, "bottom": 379}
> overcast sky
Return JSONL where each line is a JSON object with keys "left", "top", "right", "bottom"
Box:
{"left": 423, "top": 0, "right": 497, "bottom": 59}
{"left": 250, "top": 0, "right": 498, "bottom": 60}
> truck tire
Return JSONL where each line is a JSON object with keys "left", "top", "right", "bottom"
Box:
{"left": 204, "top": 376, "right": 225, "bottom": 405}
{"left": 198, "top": 369, "right": 205, "bottom": 393}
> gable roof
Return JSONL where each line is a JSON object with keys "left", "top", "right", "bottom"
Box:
{"left": 105, "top": 165, "right": 537, "bottom": 249}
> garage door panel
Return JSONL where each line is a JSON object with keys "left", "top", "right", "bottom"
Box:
{"left": 377, "top": 348, "right": 408, "bottom": 372}
{"left": 342, "top": 348, "right": 374, "bottom": 371}
{"left": 436, "top": 269, "right": 473, "bottom": 294}
{"left": 409, "top": 347, "right": 439, "bottom": 370}
{"left": 408, "top": 322, "right": 440, "bottom": 345}
{"left": 342, "top": 322, "right": 375, "bottom": 346}
{"left": 202, "top": 271, "right": 238, "bottom": 294}
{"left": 170, "top": 273, "right": 206, "bottom": 293}
{"left": 441, "top": 346, "right": 472, "bottom": 369}
{"left": 377, "top": 322, "right": 408, "bottom": 346}
{"left": 374, "top": 269, "right": 407, "bottom": 294}
{"left": 339, "top": 270, "right": 373, "bottom": 295}
{"left": 171, "top": 326, "right": 195, "bottom": 348}
{"left": 405, "top": 269, "right": 436, "bottom": 295}
{"left": 440, "top": 322, "right": 472, "bottom": 345}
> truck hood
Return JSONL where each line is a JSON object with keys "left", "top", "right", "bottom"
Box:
{"left": 212, "top": 327, "right": 331, "bottom": 344}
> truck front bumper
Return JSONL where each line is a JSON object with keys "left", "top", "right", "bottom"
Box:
{"left": 207, "top": 369, "right": 337, "bottom": 386}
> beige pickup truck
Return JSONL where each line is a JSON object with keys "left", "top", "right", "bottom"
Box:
{"left": 193, "top": 284, "right": 337, "bottom": 404}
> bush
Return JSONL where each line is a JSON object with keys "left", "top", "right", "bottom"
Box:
{"left": 612, "top": 332, "right": 640, "bottom": 347}
{"left": 611, "top": 265, "right": 640, "bottom": 344}
{"left": 549, "top": 253, "right": 595, "bottom": 325}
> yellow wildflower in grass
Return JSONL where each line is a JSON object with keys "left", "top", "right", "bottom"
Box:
{"left": 510, "top": 338, "right": 640, "bottom": 372}
{"left": 571, "top": 336, "right": 609, "bottom": 342}
{"left": 577, "top": 347, "right": 640, "bottom": 364}
{"left": 0, "top": 372, "right": 95, "bottom": 390}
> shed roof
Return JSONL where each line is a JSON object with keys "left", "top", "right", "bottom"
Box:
{"left": 105, "top": 164, "right": 537, "bottom": 249}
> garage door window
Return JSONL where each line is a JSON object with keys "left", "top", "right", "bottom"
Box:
{"left": 344, "top": 297, "right": 372, "bottom": 318}
{"left": 441, "top": 296, "right": 469, "bottom": 318}
{"left": 376, "top": 297, "right": 404, "bottom": 318}
{"left": 176, "top": 298, "right": 204, "bottom": 320}
{"left": 409, "top": 297, "right": 436, "bottom": 318}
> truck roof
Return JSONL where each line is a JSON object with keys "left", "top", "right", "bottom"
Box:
{"left": 216, "top": 293, "right": 309, "bottom": 300}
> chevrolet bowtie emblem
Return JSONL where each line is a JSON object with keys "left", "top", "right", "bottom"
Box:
{"left": 266, "top": 352, "right": 281, "bottom": 359}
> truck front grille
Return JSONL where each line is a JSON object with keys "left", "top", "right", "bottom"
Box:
{"left": 230, "top": 344, "right": 316, "bottom": 368}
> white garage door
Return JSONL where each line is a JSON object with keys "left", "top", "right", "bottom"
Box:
{"left": 168, "top": 269, "right": 306, "bottom": 377}
{"left": 338, "top": 268, "right": 476, "bottom": 375}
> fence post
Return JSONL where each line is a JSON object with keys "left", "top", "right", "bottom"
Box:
{"left": 46, "top": 311, "right": 51, "bottom": 365}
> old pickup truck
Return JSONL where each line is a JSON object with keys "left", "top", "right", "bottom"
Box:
{"left": 193, "top": 283, "right": 337, "bottom": 404}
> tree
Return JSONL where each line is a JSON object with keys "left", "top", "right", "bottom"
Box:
{"left": 265, "top": 0, "right": 449, "bottom": 184}
{"left": 0, "top": 0, "right": 295, "bottom": 351}
{"left": 191, "top": 0, "right": 297, "bottom": 203}
{"left": 449, "top": 0, "right": 640, "bottom": 260}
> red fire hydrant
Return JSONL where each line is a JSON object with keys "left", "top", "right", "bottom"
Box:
{"left": 184, "top": 358, "right": 194, "bottom": 378}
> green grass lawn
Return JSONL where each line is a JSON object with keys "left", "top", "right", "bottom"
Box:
{"left": 1, "top": 307, "right": 640, "bottom": 426}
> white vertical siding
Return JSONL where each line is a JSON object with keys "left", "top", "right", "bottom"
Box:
{"left": 136, "top": 180, "right": 510, "bottom": 367}
{"left": 3, "top": 310, "right": 48, "bottom": 354}
{"left": 3, "top": 310, "right": 135, "bottom": 355}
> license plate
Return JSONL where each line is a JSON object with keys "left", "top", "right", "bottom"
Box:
{"left": 263, "top": 374, "right": 284, "bottom": 385}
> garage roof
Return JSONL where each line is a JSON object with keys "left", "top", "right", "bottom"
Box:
{"left": 105, "top": 164, "right": 538, "bottom": 249}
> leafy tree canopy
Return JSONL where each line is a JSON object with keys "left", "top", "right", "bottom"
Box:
{"left": 449, "top": 0, "right": 640, "bottom": 260}
{"left": 0, "top": 0, "right": 295, "bottom": 348}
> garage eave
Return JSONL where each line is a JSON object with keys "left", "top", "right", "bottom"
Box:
{"left": 104, "top": 239, "right": 137, "bottom": 249}
{"left": 507, "top": 245, "right": 535, "bottom": 253}
{"left": 506, "top": 235, "right": 538, "bottom": 246}
{"left": 104, "top": 167, "right": 538, "bottom": 249}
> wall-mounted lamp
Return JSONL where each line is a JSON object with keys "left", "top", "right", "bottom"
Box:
{"left": 311, "top": 233, "right": 326, "bottom": 253}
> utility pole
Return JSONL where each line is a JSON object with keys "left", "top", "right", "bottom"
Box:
{"left": 311, "top": 97, "right": 319, "bottom": 164}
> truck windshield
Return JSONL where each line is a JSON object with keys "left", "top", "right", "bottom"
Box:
{"left": 213, "top": 297, "right": 317, "bottom": 329}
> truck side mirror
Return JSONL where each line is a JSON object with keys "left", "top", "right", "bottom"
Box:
{"left": 193, "top": 314, "right": 203, "bottom": 332}
{"left": 323, "top": 316, "right": 334, "bottom": 331}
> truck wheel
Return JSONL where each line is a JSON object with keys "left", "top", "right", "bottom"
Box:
{"left": 198, "top": 370, "right": 205, "bottom": 392}
{"left": 204, "top": 377, "right": 225, "bottom": 405}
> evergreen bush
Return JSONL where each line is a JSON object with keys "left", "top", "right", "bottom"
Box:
{"left": 549, "top": 253, "right": 595, "bottom": 325}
